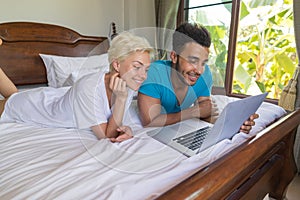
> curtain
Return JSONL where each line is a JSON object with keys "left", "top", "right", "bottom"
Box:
{"left": 294, "top": 0, "right": 300, "bottom": 108}
{"left": 293, "top": 0, "right": 300, "bottom": 173}
{"left": 155, "top": 0, "right": 180, "bottom": 59}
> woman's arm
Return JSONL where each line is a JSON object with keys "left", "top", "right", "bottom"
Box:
{"left": 91, "top": 124, "right": 133, "bottom": 142}
{"left": 91, "top": 73, "right": 130, "bottom": 141}
{"left": 0, "top": 68, "right": 18, "bottom": 98}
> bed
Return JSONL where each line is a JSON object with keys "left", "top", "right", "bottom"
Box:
{"left": 0, "top": 22, "right": 299, "bottom": 200}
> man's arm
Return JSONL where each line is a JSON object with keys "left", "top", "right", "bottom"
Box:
{"left": 137, "top": 93, "right": 213, "bottom": 127}
{"left": 138, "top": 92, "right": 259, "bottom": 133}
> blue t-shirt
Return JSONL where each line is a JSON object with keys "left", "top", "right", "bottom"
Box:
{"left": 139, "top": 60, "right": 213, "bottom": 114}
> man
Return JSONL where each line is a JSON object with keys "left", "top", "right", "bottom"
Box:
{"left": 137, "top": 22, "right": 258, "bottom": 132}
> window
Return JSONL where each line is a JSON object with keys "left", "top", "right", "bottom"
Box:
{"left": 183, "top": 0, "right": 233, "bottom": 90}
{"left": 182, "top": 0, "right": 297, "bottom": 100}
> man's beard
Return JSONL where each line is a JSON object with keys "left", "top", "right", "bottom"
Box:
{"left": 174, "top": 61, "right": 200, "bottom": 86}
{"left": 174, "top": 61, "right": 189, "bottom": 85}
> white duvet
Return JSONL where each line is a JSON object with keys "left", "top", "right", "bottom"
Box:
{"left": 0, "top": 95, "right": 286, "bottom": 200}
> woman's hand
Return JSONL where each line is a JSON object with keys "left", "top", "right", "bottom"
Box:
{"left": 110, "top": 126, "right": 133, "bottom": 143}
{"left": 239, "top": 113, "right": 259, "bottom": 134}
{"left": 109, "top": 73, "right": 128, "bottom": 100}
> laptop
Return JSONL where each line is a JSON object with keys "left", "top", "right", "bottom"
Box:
{"left": 146, "top": 92, "right": 268, "bottom": 157}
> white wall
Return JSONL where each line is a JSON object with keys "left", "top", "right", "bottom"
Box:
{"left": 124, "top": 0, "right": 156, "bottom": 30}
{"left": 0, "top": 0, "right": 155, "bottom": 37}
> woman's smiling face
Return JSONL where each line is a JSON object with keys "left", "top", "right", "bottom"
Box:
{"left": 118, "top": 51, "right": 151, "bottom": 91}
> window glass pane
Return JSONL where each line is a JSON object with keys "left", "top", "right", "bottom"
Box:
{"left": 185, "top": 1, "right": 232, "bottom": 87}
{"left": 233, "top": 0, "right": 297, "bottom": 99}
{"left": 188, "top": 0, "right": 223, "bottom": 7}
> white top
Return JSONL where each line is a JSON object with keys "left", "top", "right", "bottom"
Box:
{"left": 1, "top": 71, "right": 135, "bottom": 129}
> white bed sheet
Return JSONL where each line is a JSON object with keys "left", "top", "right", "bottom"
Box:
{"left": 0, "top": 95, "right": 286, "bottom": 199}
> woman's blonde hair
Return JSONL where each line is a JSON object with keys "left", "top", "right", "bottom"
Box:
{"left": 107, "top": 32, "right": 153, "bottom": 70}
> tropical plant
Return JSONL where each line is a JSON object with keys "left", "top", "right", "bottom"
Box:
{"left": 188, "top": 2, "right": 232, "bottom": 87}
{"left": 233, "top": 0, "right": 297, "bottom": 99}
{"left": 187, "top": 0, "right": 297, "bottom": 99}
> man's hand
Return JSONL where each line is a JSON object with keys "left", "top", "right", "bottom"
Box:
{"left": 193, "top": 97, "right": 218, "bottom": 121}
{"left": 200, "top": 98, "right": 219, "bottom": 123}
{"left": 239, "top": 113, "right": 259, "bottom": 133}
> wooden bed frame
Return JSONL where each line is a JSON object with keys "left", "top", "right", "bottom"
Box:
{"left": 0, "top": 22, "right": 108, "bottom": 85}
{"left": 1, "top": 22, "right": 299, "bottom": 199}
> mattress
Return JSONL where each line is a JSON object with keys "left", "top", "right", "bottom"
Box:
{"left": 0, "top": 95, "right": 286, "bottom": 199}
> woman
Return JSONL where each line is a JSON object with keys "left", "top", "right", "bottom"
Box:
{"left": 0, "top": 32, "right": 153, "bottom": 142}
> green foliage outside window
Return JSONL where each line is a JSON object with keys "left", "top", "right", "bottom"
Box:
{"left": 234, "top": 0, "right": 297, "bottom": 99}
{"left": 187, "top": 2, "right": 232, "bottom": 88}
{"left": 187, "top": 0, "right": 297, "bottom": 99}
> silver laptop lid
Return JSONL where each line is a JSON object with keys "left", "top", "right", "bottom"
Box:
{"left": 199, "top": 92, "right": 268, "bottom": 152}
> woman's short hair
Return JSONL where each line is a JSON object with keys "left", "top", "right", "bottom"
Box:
{"left": 107, "top": 32, "right": 153, "bottom": 67}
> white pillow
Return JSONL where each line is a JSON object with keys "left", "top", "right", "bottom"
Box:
{"left": 40, "top": 53, "right": 109, "bottom": 87}
{"left": 212, "top": 95, "right": 286, "bottom": 134}
{"left": 62, "top": 68, "right": 103, "bottom": 87}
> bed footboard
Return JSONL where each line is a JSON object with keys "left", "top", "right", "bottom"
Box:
{"left": 158, "top": 109, "right": 300, "bottom": 199}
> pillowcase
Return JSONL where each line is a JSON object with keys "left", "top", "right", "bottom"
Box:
{"left": 40, "top": 53, "right": 109, "bottom": 87}
{"left": 212, "top": 95, "right": 286, "bottom": 134}
{"left": 62, "top": 68, "right": 103, "bottom": 87}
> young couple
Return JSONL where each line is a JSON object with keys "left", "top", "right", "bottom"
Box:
{"left": 0, "top": 23, "right": 258, "bottom": 143}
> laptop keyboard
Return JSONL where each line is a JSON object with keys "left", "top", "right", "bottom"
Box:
{"left": 172, "top": 126, "right": 211, "bottom": 150}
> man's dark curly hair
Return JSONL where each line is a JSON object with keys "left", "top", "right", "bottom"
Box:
{"left": 172, "top": 22, "right": 211, "bottom": 54}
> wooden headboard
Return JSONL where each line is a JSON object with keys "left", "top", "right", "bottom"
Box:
{"left": 0, "top": 22, "right": 109, "bottom": 85}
